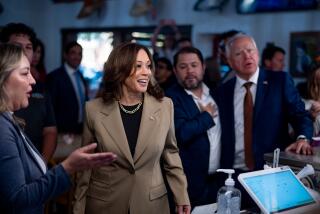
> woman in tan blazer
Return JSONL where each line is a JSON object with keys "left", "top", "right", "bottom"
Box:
{"left": 73, "top": 42, "right": 190, "bottom": 214}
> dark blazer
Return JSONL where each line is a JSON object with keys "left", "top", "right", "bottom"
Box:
{"left": 0, "top": 112, "right": 71, "bottom": 214}
{"left": 214, "top": 69, "right": 313, "bottom": 170}
{"left": 47, "top": 65, "right": 88, "bottom": 134}
{"left": 166, "top": 84, "right": 216, "bottom": 205}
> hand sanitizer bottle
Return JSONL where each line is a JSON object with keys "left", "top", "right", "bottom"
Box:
{"left": 216, "top": 169, "right": 241, "bottom": 214}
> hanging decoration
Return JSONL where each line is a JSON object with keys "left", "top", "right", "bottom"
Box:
{"left": 193, "top": 0, "right": 229, "bottom": 12}
{"left": 130, "top": 0, "right": 157, "bottom": 19}
{"left": 77, "top": 0, "right": 106, "bottom": 18}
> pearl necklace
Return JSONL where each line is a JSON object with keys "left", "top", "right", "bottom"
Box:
{"left": 119, "top": 102, "right": 142, "bottom": 114}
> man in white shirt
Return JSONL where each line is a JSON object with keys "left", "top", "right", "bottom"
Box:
{"left": 215, "top": 34, "right": 313, "bottom": 208}
{"left": 166, "top": 46, "right": 221, "bottom": 208}
{"left": 47, "top": 41, "right": 88, "bottom": 147}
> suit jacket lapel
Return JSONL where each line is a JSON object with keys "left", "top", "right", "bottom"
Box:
{"left": 177, "top": 84, "right": 201, "bottom": 117}
{"left": 100, "top": 102, "right": 134, "bottom": 167}
{"left": 134, "top": 94, "right": 160, "bottom": 163}
{"left": 4, "top": 112, "right": 46, "bottom": 174}
{"left": 254, "top": 69, "right": 268, "bottom": 122}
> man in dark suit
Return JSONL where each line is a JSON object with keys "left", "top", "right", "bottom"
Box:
{"left": 166, "top": 47, "right": 221, "bottom": 208}
{"left": 47, "top": 41, "right": 88, "bottom": 145}
{"left": 214, "top": 33, "right": 314, "bottom": 210}
{"left": 215, "top": 34, "right": 313, "bottom": 172}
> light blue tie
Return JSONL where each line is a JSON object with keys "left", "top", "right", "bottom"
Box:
{"left": 74, "top": 70, "right": 85, "bottom": 123}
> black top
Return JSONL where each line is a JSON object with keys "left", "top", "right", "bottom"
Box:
{"left": 15, "top": 90, "right": 56, "bottom": 153}
{"left": 119, "top": 103, "right": 143, "bottom": 157}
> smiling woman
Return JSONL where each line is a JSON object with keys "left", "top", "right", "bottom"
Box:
{"left": 73, "top": 42, "right": 191, "bottom": 214}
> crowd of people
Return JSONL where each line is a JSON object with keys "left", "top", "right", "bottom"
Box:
{"left": 0, "top": 21, "right": 319, "bottom": 214}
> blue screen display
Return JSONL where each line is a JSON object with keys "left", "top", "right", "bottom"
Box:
{"left": 243, "top": 170, "right": 315, "bottom": 213}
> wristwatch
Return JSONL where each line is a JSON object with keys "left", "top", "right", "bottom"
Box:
{"left": 296, "top": 135, "right": 309, "bottom": 143}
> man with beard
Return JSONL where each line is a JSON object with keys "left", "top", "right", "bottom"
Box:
{"left": 166, "top": 47, "right": 221, "bottom": 209}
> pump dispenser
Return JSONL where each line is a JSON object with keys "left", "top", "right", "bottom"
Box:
{"left": 216, "top": 169, "right": 241, "bottom": 214}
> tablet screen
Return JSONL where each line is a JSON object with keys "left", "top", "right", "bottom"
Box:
{"left": 242, "top": 169, "right": 316, "bottom": 213}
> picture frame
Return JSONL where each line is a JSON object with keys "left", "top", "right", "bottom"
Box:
{"left": 289, "top": 31, "right": 320, "bottom": 77}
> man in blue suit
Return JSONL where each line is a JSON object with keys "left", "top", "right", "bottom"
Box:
{"left": 215, "top": 34, "right": 313, "bottom": 172}
{"left": 166, "top": 47, "right": 221, "bottom": 208}
{"left": 47, "top": 41, "right": 88, "bottom": 145}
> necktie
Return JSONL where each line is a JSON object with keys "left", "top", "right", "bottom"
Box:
{"left": 74, "top": 70, "right": 85, "bottom": 123}
{"left": 243, "top": 82, "right": 254, "bottom": 170}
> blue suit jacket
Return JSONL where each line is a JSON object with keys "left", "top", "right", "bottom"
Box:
{"left": 47, "top": 66, "right": 88, "bottom": 134}
{"left": 214, "top": 69, "right": 313, "bottom": 170}
{"left": 166, "top": 84, "right": 216, "bottom": 204}
{"left": 0, "top": 112, "right": 71, "bottom": 214}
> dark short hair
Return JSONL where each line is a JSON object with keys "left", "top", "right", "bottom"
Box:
{"left": 100, "top": 42, "right": 164, "bottom": 103}
{"left": 64, "top": 41, "right": 82, "bottom": 54}
{"left": 0, "top": 22, "right": 37, "bottom": 48}
{"left": 156, "top": 57, "right": 173, "bottom": 71}
{"left": 261, "top": 43, "right": 285, "bottom": 67}
{"left": 173, "top": 46, "right": 204, "bottom": 68}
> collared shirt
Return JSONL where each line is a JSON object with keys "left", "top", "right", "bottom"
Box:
{"left": 233, "top": 68, "right": 259, "bottom": 169}
{"left": 185, "top": 83, "right": 221, "bottom": 173}
{"left": 64, "top": 62, "right": 85, "bottom": 123}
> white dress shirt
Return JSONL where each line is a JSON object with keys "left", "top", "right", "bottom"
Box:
{"left": 64, "top": 62, "right": 85, "bottom": 123}
{"left": 233, "top": 68, "right": 259, "bottom": 169}
{"left": 185, "top": 83, "right": 221, "bottom": 173}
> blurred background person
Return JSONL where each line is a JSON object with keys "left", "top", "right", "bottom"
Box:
{"left": 0, "top": 43, "right": 117, "bottom": 214}
{"left": 31, "top": 38, "right": 47, "bottom": 86}
{"left": 261, "top": 42, "right": 286, "bottom": 72}
{"left": 151, "top": 19, "right": 181, "bottom": 62}
{"left": 154, "top": 57, "right": 176, "bottom": 91}
{"left": 73, "top": 42, "right": 190, "bottom": 214}
{"left": 203, "top": 56, "right": 221, "bottom": 90}
{"left": 47, "top": 41, "right": 89, "bottom": 148}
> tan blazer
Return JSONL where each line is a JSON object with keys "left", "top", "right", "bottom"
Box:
{"left": 73, "top": 93, "right": 190, "bottom": 214}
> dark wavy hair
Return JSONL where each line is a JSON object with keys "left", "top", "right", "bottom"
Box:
{"left": 33, "top": 38, "right": 47, "bottom": 82}
{"left": 100, "top": 42, "right": 164, "bottom": 103}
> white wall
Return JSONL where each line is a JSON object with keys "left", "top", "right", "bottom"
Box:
{"left": 1, "top": 0, "right": 320, "bottom": 72}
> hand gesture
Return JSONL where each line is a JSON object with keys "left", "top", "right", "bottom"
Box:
{"left": 285, "top": 139, "right": 313, "bottom": 155}
{"left": 61, "top": 143, "right": 117, "bottom": 175}
{"left": 198, "top": 102, "right": 217, "bottom": 117}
